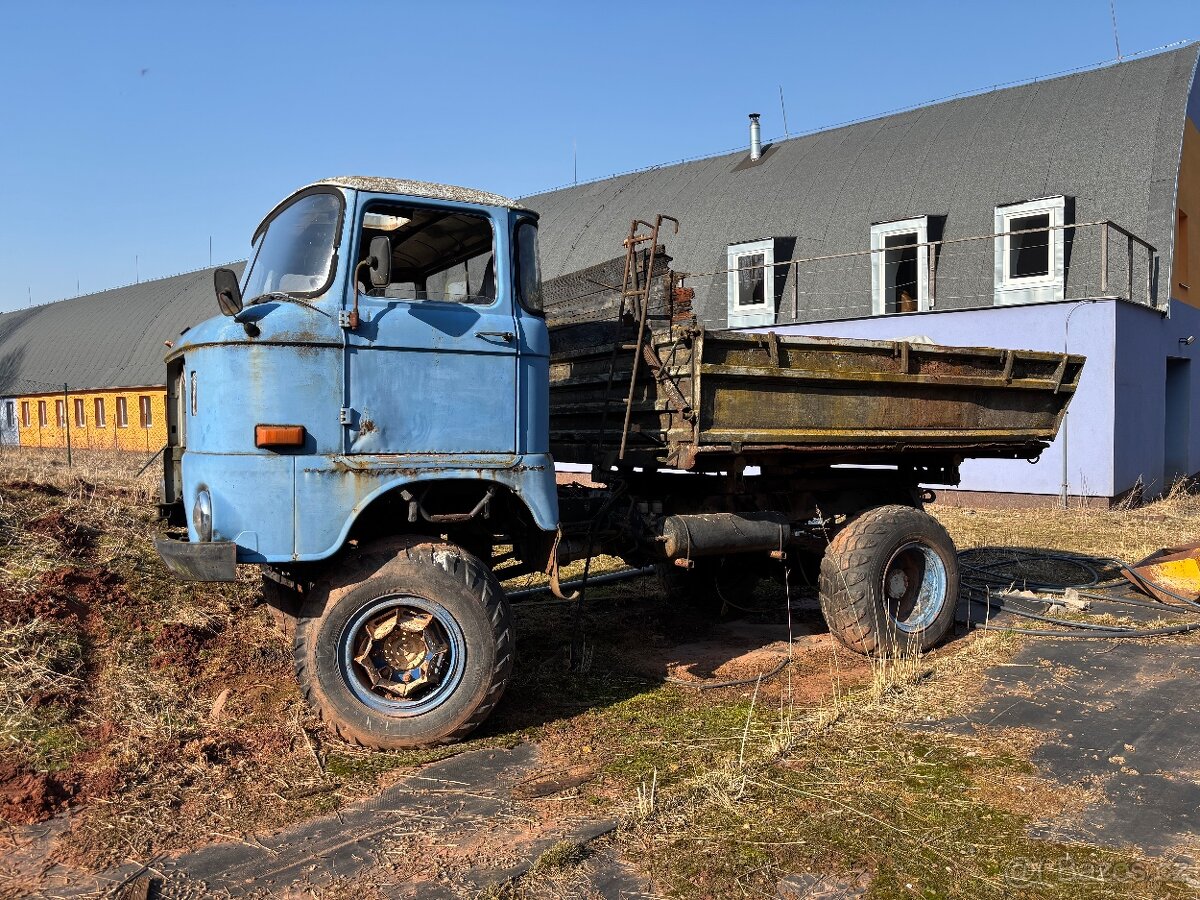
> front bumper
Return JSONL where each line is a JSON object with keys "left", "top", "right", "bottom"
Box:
{"left": 155, "top": 534, "right": 238, "bottom": 582}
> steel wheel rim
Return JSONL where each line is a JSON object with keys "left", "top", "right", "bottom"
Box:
{"left": 882, "top": 541, "right": 947, "bottom": 633}
{"left": 338, "top": 594, "right": 467, "bottom": 716}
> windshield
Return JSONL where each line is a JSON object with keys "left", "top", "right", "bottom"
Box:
{"left": 243, "top": 191, "right": 343, "bottom": 298}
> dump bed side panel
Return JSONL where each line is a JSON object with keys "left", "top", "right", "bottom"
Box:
{"left": 547, "top": 326, "right": 1083, "bottom": 471}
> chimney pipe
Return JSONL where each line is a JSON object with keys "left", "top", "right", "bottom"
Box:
{"left": 748, "top": 113, "right": 762, "bottom": 160}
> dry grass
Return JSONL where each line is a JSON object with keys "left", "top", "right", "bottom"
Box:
{"left": 3, "top": 448, "right": 1199, "bottom": 897}
{"left": 933, "top": 480, "right": 1200, "bottom": 562}
{"left": 0, "top": 450, "right": 356, "bottom": 866}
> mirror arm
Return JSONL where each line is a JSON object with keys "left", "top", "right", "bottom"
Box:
{"left": 228, "top": 304, "right": 260, "bottom": 337}
{"left": 350, "top": 257, "right": 376, "bottom": 331}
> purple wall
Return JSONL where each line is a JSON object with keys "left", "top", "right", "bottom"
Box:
{"left": 751, "top": 300, "right": 1121, "bottom": 498}
{"left": 1113, "top": 300, "right": 1200, "bottom": 495}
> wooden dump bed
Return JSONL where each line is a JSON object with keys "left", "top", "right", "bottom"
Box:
{"left": 548, "top": 325, "right": 1084, "bottom": 472}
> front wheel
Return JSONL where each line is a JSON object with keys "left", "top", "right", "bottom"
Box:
{"left": 293, "top": 537, "right": 514, "bottom": 749}
{"left": 818, "top": 505, "right": 958, "bottom": 656}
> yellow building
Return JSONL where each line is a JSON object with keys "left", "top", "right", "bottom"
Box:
{"left": 0, "top": 262, "right": 245, "bottom": 454}
{"left": 14, "top": 387, "right": 167, "bottom": 453}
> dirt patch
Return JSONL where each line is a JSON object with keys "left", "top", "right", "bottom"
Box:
{"left": 150, "top": 621, "right": 221, "bottom": 673}
{"left": 626, "top": 621, "right": 875, "bottom": 703}
{"left": 25, "top": 510, "right": 98, "bottom": 556}
{"left": 0, "top": 567, "right": 128, "bottom": 625}
{"left": 0, "top": 760, "right": 76, "bottom": 825}
{"left": 1, "top": 480, "right": 65, "bottom": 497}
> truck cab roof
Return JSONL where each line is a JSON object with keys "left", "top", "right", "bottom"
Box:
{"left": 254, "top": 176, "right": 528, "bottom": 241}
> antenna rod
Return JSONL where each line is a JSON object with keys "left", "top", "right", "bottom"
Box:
{"left": 779, "top": 85, "right": 790, "bottom": 137}
{"left": 1108, "top": 0, "right": 1122, "bottom": 60}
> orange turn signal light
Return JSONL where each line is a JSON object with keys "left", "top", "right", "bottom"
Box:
{"left": 255, "top": 424, "right": 306, "bottom": 448}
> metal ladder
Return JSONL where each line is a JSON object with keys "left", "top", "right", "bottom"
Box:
{"left": 595, "top": 215, "right": 679, "bottom": 464}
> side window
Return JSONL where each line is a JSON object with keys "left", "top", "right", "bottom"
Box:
{"left": 38, "top": 401, "right": 47, "bottom": 427}
{"left": 871, "top": 217, "right": 930, "bottom": 315}
{"left": 358, "top": 205, "right": 495, "bottom": 304}
{"left": 74, "top": 398, "right": 85, "bottom": 427}
{"left": 994, "top": 196, "right": 1068, "bottom": 305}
{"left": 22, "top": 401, "right": 30, "bottom": 427}
{"left": 516, "top": 220, "right": 544, "bottom": 315}
{"left": 726, "top": 238, "right": 776, "bottom": 328}
{"left": 95, "top": 398, "right": 106, "bottom": 427}
{"left": 116, "top": 397, "right": 128, "bottom": 428}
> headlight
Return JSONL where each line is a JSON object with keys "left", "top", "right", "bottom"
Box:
{"left": 193, "top": 489, "right": 213, "bottom": 542}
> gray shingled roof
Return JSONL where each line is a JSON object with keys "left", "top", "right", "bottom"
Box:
{"left": 0, "top": 263, "right": 243, "bottom": 395}
{"left": 1, "top": 47, "right": 1196, "bottom": 394}
{"left": 526, "top": 45, "right": 1200, "bottom": 325}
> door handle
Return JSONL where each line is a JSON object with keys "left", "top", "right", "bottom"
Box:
{"left": 476, "top": 330, "right": 515, "bottom": 342}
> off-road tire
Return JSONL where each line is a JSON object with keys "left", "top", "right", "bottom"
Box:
{"left": 818, "top": 505, "right": 958, "bottom": 656}
{"left": 293, "top": 536, "right": 514, "bottom": 749}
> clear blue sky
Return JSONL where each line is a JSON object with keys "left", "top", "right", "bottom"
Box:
{"left": 0, "top": 0, "right": 1196, "bottom": 313}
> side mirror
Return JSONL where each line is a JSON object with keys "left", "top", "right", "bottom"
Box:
{"left": 214, "top": 268, "right": 243, "bottom": 316}
{"left": 368, "top": 236, "right": 391, "bottom": 288}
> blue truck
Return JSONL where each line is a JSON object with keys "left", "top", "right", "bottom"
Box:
{"left": 155, "top": 176, "right": 1082, "bottom": 749}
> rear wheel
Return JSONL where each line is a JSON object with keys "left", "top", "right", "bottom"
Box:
{"left": 293, "top": 537, "right": 513, "bottom": 749}
{"left": 818, "top": 505, "right": 958, "bottom": 656}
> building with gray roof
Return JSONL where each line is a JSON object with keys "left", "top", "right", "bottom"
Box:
{"left": 528, "top": 44, "right": 1198, "bottom": 328}
{"left": 0, "top": 263, "right": 244, "bottom": 397}
{"left": 1, "top": 45, "right": 1198, "bottom": 502}
{"left": 525, "top": 44, "right": 1200, "bottom": 504}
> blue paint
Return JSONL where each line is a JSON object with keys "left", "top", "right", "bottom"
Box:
{"left": 166, "top": 185, "right": 557, "bottom": 564}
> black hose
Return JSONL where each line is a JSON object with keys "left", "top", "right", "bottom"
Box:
{"left": 968, "top": 620, "right": 1200, "bottom": 639}
{"left": 964, "top": 594, "right": 1188, "bottom": 633}
{"left": 965, "top": 596, "right": 1133, "bottom": 632}
{"left": 956, "top": 543, "right": 1200, "bottom": 641}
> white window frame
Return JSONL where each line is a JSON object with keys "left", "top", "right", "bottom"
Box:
{"left": 116, "top": 397, "right": 128, "bottom": 428}
{"left": 870, "top": 217, "right": 930, "bottom": 316}
{"left": 994, "top": 196, "right": 1066, "bottom": 305}
{"left": 94, "top": 398, "right": 106, "bottom": 428}
{"left": 726, "top": 238, "right": 775, "bottom": 328}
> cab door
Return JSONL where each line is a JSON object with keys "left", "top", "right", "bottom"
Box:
{"left": 344, "top": 202, "right": 518, "bottom": 457}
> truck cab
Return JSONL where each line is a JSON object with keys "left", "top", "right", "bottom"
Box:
{"left": 158, "top": 177, "right": 558, "bottom": 576}
{"left": 156, "top": 178, "right": 559, "bottom": 748}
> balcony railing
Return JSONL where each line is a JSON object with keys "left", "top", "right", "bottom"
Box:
{"left": 678, "top": 219, "right": 1160, "bottom": 323}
